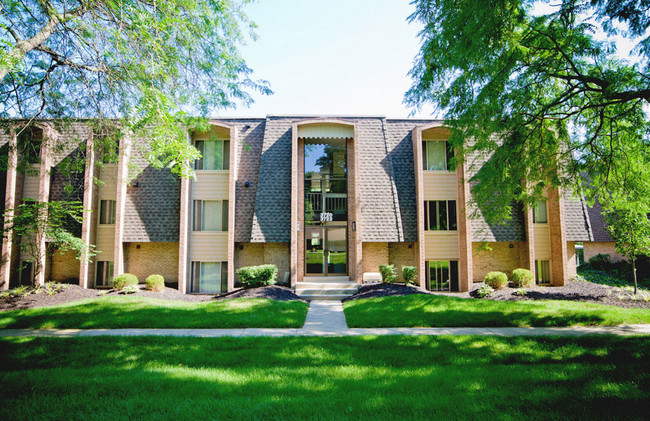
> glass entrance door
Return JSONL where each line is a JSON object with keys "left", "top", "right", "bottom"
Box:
{"left": 305, "top": 226, "right": 347, "bottom": 275}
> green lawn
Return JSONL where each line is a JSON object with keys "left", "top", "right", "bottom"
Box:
{"left": 0, "top": 335, "right": 648, "bottom": 420}
{"left": 343, "top": 294, "right": 650, "bottom": 328}
{"left": 0, "top": 296, "right": 308, "bottom": 329}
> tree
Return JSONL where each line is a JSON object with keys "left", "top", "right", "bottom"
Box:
{"left": 406, "top": 0, "right": 650, "bottom": 223}
{"left": 1, "top": 0, "right": 270, "bottom": 177}
{"left": 604, "top": 208, "right": 650, "bottom": 294}
{"left": 2, "top": 199, "right": 95, "bottom": 286}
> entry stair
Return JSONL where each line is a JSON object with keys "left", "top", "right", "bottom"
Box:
{"left": 295, "top": 276, "right": 358, "bottom": 301}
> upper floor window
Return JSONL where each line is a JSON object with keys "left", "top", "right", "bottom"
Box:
{"left": 99, "top": 200, "right": 116, "bottom": 224}
{"left": 533, "top": 200, "right": 548, "bottom": 223}
{"left": 194, "top": 140, "right": 230, "bottom": 170}
{"left": 424, "top": 200, "right": 457, "bottom": 231}
{"left": 193, "top": 200, "right": 228, "bottom": 231}
{"left": 423, "top": 140, "right": 454, "bottom": 171}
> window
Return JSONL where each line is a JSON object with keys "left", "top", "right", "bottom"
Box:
{"left": 191, "top": 261, "right": 227, "bottom": 293}
{"left": 194, "top": 140, "right": 230, "bottom": 170}
{"left": 95, "top": 261, "right": 114, "bottom": 287}
{"left": 193, "top": 200, "right": 228, "bottom": 231}
{"left": 423, "top": 140, "right": 454, "bottom": 171}
{"left": 99, "top": 200, "right": 116, "bottom": 224}
{"left": 424, "top": 200, "right": 457, "bottom": 231}
{"left": 535, "top": 260, "right": 551, "bottom": 285}
{"left": 533, "top": 200, "right": 548, "bottom": 223}
{"left": 426, "top": 260, "right": 459, "bottom": 291}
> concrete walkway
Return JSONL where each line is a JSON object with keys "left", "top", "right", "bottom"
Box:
{"left": 1, "top": 300, "right": 650, "bottom": 337}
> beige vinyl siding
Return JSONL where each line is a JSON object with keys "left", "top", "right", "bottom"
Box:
{"left": 190, "top": 232, "right": 228, "bottom": 261}
{"left": 533, "top": 225, "right": 551, "bottom": 259}
{"left": 424, "top": 232, "right": 460, "bottom": 259}
{"left": 95, "top": 226, "right": 115, "bottom": 259}
{"left": 22, "top": 165, "right": 40, "bottom": 200}
{"left": 423, "top": 172, "right": 457, "bottom": 199}
{"left": 98, "top": 164, "right": 117, "bottom": 198}
{"left": 191, "top": 171, "right": 229, "bottom": 200}
{"left": 298, "top": 123, "right": 353, "bottom": 139}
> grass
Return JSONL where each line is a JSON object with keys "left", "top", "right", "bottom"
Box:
{"left": 0, "top": 296, "right": 309, "bottom": 329}
{"left": 0, "top": 335, "right": 648, "bottom": 420}
{"left": 343, "top": 294, "right": 650, "bottom": 328}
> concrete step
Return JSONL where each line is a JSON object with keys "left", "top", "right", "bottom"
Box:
{"left": 302, "top": 276, "right": 350, "bottom": 283}
{"left": 296, "top": 288, "right": 357, "bottom": 296}
{"left": 295, "top": 282, "right": 358, "bottom": 289}
{"left": 299, "top": 294, "right": 354, "bottom": 301}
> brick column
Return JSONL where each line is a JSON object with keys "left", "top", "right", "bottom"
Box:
{"left": 524, "top": 206, "right": 535, "bottom": 272}
{"left": 548, "top": 187, "right": 568, "bottom": 286}
{"left": 411, "top": 127, "right": 426, "bottom": 287}
{"left": 352, "top": 124, "right": 363, "bottom": 283}
{"left": 34, "top": 126, "right": 53, "bottom": 286}
{"left": 113, "top": 133, "right": 131, "bottom": 275}
{"left": 290, "top": 124, "right": 298, "bottom": 286}
{"left": 79, "top": 130, "right": 98, "bottom": 288}
{"left": 296, "top": 136, "right": 305, "bottom": 283}
{"left": 177, "top": 131, "right": 191, "bottom": 293}
{"left": 1, "top": 127, "right": 19, "bottom": 290}
{"left": 457, "top": 160, "right": 473, "bottom": 292}
{"left": 227, "top": 125, "right": 238, "bottom": 291}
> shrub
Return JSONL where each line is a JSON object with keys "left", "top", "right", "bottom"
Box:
{"left": 513, "top": 288, "right": 528, "bottom": 296}
{"left": 236, "top": 264, "right": 278, "bottom": 288}
{"left": 510, "top": 268, "right": 534, "bottom": 287}
{"left": 379, "top": 264, "right": 397, "bottom": 283}
{"left": 484, "top": 271, "right": 508, "bottom": 289}
{"left": 402, "top": 266, "right": 417, "bottom": 285}
{"left": 476, "top": 284, "right": 495, "bottom": 298}
{"left": 589, "top": 253, "right": 612, "bottom": 270}
{"left": 0, "top": 285, "right": 30, "bottom": 299}
{"left": 122, "top": 285, "right": 138, "bottom": 294}
{"left": 112, "top": 273, "right": 138, "bottom": 291}
{"left": 145, "top": 274, "right": 165, "bottom": 292}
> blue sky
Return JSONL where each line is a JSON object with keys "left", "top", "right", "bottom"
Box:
{"left": 222, "top": 0, "right": 435, "bottom": 119}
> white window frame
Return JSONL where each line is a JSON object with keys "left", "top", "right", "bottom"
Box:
{"left": 99, "top": 200, "right": 116, "bottom": 225}
{"left": 95, "top": 261, "right": 114, "bottom": 287}
{"left": 533, "top": 200, "right": 548, "bottom": 224}
{"left": 424, "top": 200, "right": 458, "bottom": 231}
{"left": 192, "top": 200, "right": 228, "bottom": 232}
{"left": 423, "top": 140, "right": 453, "bottom": 171}
{"left": 190, "top": 261, "right": 227, "bottom": 293}
{"left": 194, "top": 139, "right": 230, "bottom": 170}
{"left": 535, "top": 260, "right": 551, "bottom": 285}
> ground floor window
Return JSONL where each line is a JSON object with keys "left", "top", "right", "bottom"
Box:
{"left": 95, "top": 261, "right": 114, "bottom": 287}
{"left": 191, "top": 261, "right": 227, "bottom": 293}
{"left": 535, "top": 260, "right": 551, "bottom": 285}
{"left": 426, "top": 260, "right": 459, "bottom": 292}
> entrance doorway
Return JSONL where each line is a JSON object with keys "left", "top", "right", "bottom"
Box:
{"left": 305, "top": 225, "right": 347, "bottom": 275}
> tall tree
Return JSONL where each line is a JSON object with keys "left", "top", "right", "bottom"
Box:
{"left": 406, "top": 0, "right": 650, "bottom": 222}
{"left": 1, "top": 0, "right": 270, "bottom": 177}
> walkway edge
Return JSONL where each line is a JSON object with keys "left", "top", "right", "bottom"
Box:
{"left": 1, "top": 324, "right": 650, "bottom": 338}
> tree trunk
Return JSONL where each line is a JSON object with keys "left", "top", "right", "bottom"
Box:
{"left": 632, "top": 258, "right": 637, "bottom": 295}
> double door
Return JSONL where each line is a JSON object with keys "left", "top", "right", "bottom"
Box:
{"left": 305, "top": 225, "right": 347, "bottom": 275}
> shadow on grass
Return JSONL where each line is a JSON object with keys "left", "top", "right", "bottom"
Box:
{"left": 0, "top": 335, "right": 648, "bottom": 420}
{"left": 343, "top": 295, "right": 650, "bottom": 328}
{"left": 0, "top": 296, "right": 309, "bottom": 329}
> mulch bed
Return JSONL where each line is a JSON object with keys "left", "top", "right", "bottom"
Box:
{"left": 0, "top": 284, "right": 304, "bottom": 312}
{"left": 344, "top": 281, "right": 650, "bottom": 309}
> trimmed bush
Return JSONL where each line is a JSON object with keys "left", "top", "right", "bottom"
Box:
{"left": 589, "top": 253, "right": 612, "bottom": 270}
{"left": 402, "top": 266, "right": 417, "bottom": 285}
{"left": 510, "top": 268, "right": 535, "bottom": 287}
{"left": 145, "top": 274, "right": 165, "bottom": 292}
{"left": 475, "top": 284, "right": 495, "bottom": 298}
{"left": 484, "top": 271, "right": 508, "bottom": 290}
{"left": 236, "top": 264, "right": 278, "bottom": 288}
{"left": 112, "top": 273, "right": 138, "bottom": 291}
{"left": 379, "top": 264, "right": 397, "bottom": 283}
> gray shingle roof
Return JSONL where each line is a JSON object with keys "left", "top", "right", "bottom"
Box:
{"left": 586, "top": 198, "right": 613, "bottom": 242}
{"left": 563, "top": 188, "right": 593, "bottom": 241}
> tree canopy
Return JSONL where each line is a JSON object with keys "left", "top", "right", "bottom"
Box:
{"left": 1, "top": 0, "right": 270, "bottom": 177}
{"left": 406, "top": 0, "right": 650, "bottom": 222}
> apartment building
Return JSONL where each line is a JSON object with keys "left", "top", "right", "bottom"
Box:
{"left": 1, "top": 116, "right": 612, "bottom": 297}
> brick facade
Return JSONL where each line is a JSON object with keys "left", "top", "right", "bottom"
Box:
{"left": 48, "top": 249, "right": 80, "bottom": 283}
{"left": 472, "top": 242, "right": 527, "bottom": 282}
{"left": 584, "top": 242, "right": 625, "bottom": 263}
{"left": 124, "top": 242, "right": 179, "bottom": 283}
{"left": 235, "top": 242, "right": 290, "bottom": 286}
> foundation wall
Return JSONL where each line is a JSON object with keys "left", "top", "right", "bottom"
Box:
{"left": 472, "top": 242, "right": 526, "bottom": 282}
{"left": 362, "top": 242, "right": 389, "bottom": 275}
{"left": 583, "top": 242, "right": 626, "bottom": 263}
{"left": 234, "top": 243, "right": 290, "bottom": 286}
{"left": 125, "top": 242, "right": 179, "bottom": 283}
{"left": 389, "top": 242, "right": 417, "bottom": 282}
{"left": 566, "top": 242, "right": 577, "bottom": 279}
{"left": 48, "top": 249, "right": 80, "bottom": 283}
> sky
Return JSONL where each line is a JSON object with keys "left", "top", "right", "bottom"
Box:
{"left": 220, "top": 0, "right": 435, "bottom": 119}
